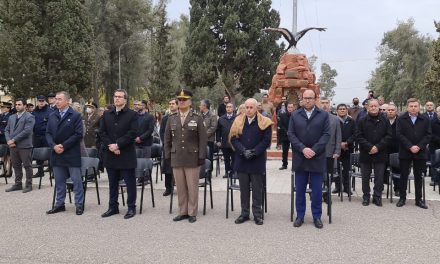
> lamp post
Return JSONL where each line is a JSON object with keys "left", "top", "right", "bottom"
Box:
{"left": 118, "top": 35, "right": 149, "bottom": 90}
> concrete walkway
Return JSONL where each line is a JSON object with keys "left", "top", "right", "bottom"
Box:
{"left": 1, "top": 160, "right": 439, "bottom": 263}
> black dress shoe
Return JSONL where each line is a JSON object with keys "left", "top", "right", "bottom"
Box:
{"left": 279, "top": 166, "right": 287, "bottom": 170}
{"left": 362, "top": 198, "right": 369, "bottom": 206}
{"left": 234, "top": 215, "right": 250, "bottom": 224}
{"left": 173, "top": 215, "right": 190, "bottom": 221}
{"left": 313, "top": 218, "right": 324, "bottom": 229}
{"left": 332, "top": 188, "right": 341, "bottom": 194}
{"left": 188, "top": 216, "right": 197, "bottom": 223}
{"left": 5, "top": 184, "right": 22, "bottom": 192}
{"left": 254, "top": 217, "right": 263, "bottom": 225}
{"left": 372, "top": 197, "right": 382, "bottom": 207}
{"left": 124, "top": 209, "right": 136, "bottom": 219}
{"left": 396, "top": 198, "right": 406, "bottom": 207}
{"left": 46, "top": 205, "right": 66, "bottom": 214}
{"left": 163, "top": 189, "right": 173, "bottom": 196}
{"left": 415, "top": 200, "right": 428, "bottom": 209}
{"left": 76, "top": 206, "right": 84, "bottom": 215}
{"left": 293, "top": 217, "right": 304, "bottom": 227}
{"left": 101, "top": 208, "right": 119, "bottom": 218}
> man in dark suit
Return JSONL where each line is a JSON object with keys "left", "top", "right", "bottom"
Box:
{"left": 100, "top": 89, "right": 138, "bottom": 219}
{"left": 134, "top": 100, "right": 154, "bottom": 158}
{"left": 386, "top": 103, "right": 400, "bottom": 196}
{"left": 277, "top": 102, "right": 295, "bottom": 170}
{"left": 5, "top": 99, "right": 35, "bottom": 193}
{"left": 334, "top": 104, "right": 356, "bottom": 194}
{"left": 160, "top": 98, "right": 178, "bottom": 196}
{"left": 396, "top": 98, "right": 431, "bottom": 209}
{"left": 216, "top": 102, "right": 236, "bottom": 177}
{"left": 230, "top": 98, "right": 272, "bottom": 226}
{"left": 164, "top": 89, "right": 208, "bottom": 223}
{"left": 45, "top": 91, "right": 84, "bottom": 215}
{"left": 423, "top": 101, "right": 439, "bottom": 186}
{"left": 217, "top": 95, "right": 230, "bottom": 118}
{"left": 356, "top": 99, "right": 392, "bottom": 207}
{"left": 288, "top": 89, "right": 330, "bottom": 229}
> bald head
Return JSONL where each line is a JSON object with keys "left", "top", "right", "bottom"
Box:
{"left": 245, "top": 98, "right": 258, "bottom": 118}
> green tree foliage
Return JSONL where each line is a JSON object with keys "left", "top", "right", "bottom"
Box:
{"left": 182, "top": 0, "right": 283, "bottom": 100}
{"left": 367, "top": 19, "right": 432, "bottom": 106}
{"left": 318, "top": 63, "right": 337, "bottom": 100}
{"left": 424, "top": 21, "right": 440, "bottom": 103}
{"left": 85, "top": 0, "right": 153, "bottom": 103}
{"left": 147, "top": 0, "right": 175, "bottom": 104}
{"left": 0, "top": 0, "right": 94, "bottom": 99}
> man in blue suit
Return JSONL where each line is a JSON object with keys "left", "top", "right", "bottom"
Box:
{"left": 45, "top": 91, "right": 84, "bottom": 215}
{"left": 288, "top": 89, "right": 330, "bottom": 229}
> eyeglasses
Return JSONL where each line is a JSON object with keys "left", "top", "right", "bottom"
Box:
{"left": 303, "top": 97, "right": 315, "bottom": 101}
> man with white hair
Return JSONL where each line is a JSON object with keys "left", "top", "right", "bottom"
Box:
{"left": 230, "top": 98, "right": 273, "bottom": 225}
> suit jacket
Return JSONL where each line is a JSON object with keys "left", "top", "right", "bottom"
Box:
{"left": 423, "top": 112, "right": 440, "bottom": 153}
{"left": 231, "top": 117, "right": 272, "bottom": 174}
{"left": 46, "top": 107, "right": 83, "bottom": 167}
{"left": 325, "top": 113, "right": 342, "bottom": 158}
{"left": 5, "top": 112, "right": 35, "bottom": 148}
{"left": 136, "top": 112, "right": 155, "bottom": 147}
{"left": 277, "top": 111, "right": 291, "bottom": 143}
{"left": 216, "top": 113, "right": 235, "bottom": 148}
{"left": 164, "top": 111, "right": 207, "bottom": 168}
{"left": 396, "top": 112, "right": 431, "bottom": 160}
{"left": 339, "top": 116, "right": 356, "bottom": 159}
{"left": 100, "top": 106, "right": 138, "bottom": 169}
{"left": 288, "top": 107, "right": 330, "bottom": 173}
{"left": 84, "top": 113, "right": 100, "bottom": 147}
{"left": 202, "top": 111, "right": 218, "bottom": 142}
{"left": 356, "top": 113, "right": 392, "bottom": 163}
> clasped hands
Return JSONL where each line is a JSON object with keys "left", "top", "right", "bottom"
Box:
{"left": 108, "top": 143, "right": 121, "bottom": 155}
{"left": 53, "top": 144, "right": 64, "bottom": 154}
{"left": 242, "top": 149, "right": 256, "bottom": 160}
{"left": 302, "top": 147, "right": 315, "bottom": 159}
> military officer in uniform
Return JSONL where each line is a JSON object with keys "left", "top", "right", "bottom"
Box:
{"left": 84, "top": 102, "right": 100, "bottom": 148}
{"left": 164, "top": 89, "right": 208, "bottom": 223}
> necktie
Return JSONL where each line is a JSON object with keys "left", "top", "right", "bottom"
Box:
{"left": 60, "top": 111, "right": 65, "bottom": 118}
{"left": 430, "top": 113, "right": 433, "bottom": 119}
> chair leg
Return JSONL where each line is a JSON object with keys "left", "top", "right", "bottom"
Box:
{"left": 150, "top": 174, "right": 155, "bottom": 208}
{"left": 226, "top": 177, "right": 230, "bottom": 219}
{"left": 52, "top": 183, "right": 56, "bottom": 209}
{"left": 390, "top": 175, "right": 393, "bottom": 203}
{"left": 49, "top": 170, "right": 53, "bottom": 187}
{"left": 408, "top": 178, "right": 411, "bottom": 193}
{"left": 231, "top": 186, "right": 234, "bottom": 211}
{"left": 155, "top": 165, "right": 159, "bottom": 184}
{"left": 68, "top": 188, "right": 72, "bottom": 204}
{"left": 348, "top": 174, "right": 352, "bottom": 202}
{"left": 423, "top": 175, "right": 426, "bottom": 204}
{"left": 169, "top": 178, "right": 174, "bottom": 214}
{"left": 203, "top": 178, "right": 207, "bottom": 215}
{"left": 209, "top": 177, "right": 213, "bottom": 209}
{"left": 140, "top": 183, "right": 145, "bottom": 214}
{"left": 95, "top": 174, "right": 100, "bottom": 205}
{"left": 121, "top": 187, "right": 126, "bottom": 206}
{"left": 83, "top": 182, "right": 87, "bottom": 210}
{"left": 39, "top": 175, "right": 43, "bottom": 189}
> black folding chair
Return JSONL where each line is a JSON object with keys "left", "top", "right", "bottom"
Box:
{"left": 290, "top": 171, "right": 332, "bottom": 224}
{"left": 225, "top": 171, "right": 267, "bottom": 219}
{"left": 151, "top": 144, "right": 162, "bottom": 183}
{"left": 51, "top": 157, "right": 101, "bottom": 209}
{"left": 120, "top": 158, "right": 154, "bottom": 214}
{"left": 85, "top": 148, "right": 98, "bottom": 158}
{"left": 31, "top": 147, "right": 52, "bottom": 188}
{"left": 0, "top": 144, "right": 10, "bottom": 184}
{"left": 212, "top": 145, "right": 222, "bottom": 177}
{"left": 387, "top": 153, "right": 400, "bottom": 203}
{"left": 170, "top": 159, "right": 213, "bottom": 215}
{"left": 329, "top": 158, "right": 343, "bottom": 201}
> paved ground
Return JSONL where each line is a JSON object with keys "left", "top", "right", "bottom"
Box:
{"left": 1, "top": 160, "right": 440, "bottom": 263}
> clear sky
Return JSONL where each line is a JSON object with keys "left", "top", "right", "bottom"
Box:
{"left": 166, "top": 0, "right": 440, "bottom": 103}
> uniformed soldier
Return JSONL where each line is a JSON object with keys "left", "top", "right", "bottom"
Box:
{"left": 164, "top": 89, "right": 208, "bottom": 223}
{"left": 84, "top": 102, "right": 100, "bottom": 148}
{"left": 0, "top": 102, "right": 13, "bottom": 176}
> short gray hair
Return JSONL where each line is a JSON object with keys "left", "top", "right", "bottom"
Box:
{"left": 56, "top": 91, "right": 70, "bottom": 100}
{"left": 114, "top": 89, "right": 128, "bottom": 99}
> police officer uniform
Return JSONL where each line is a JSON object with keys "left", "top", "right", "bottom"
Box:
{"left": 164, "top": 89, "right": 207, "bottom": 222}
{"left": 0, "top": 102, "right": 13, "bottom": 144}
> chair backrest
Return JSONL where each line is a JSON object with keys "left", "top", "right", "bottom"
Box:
{"left": 81, "top": 157, "right": 100, "bottom": 177}
{"left": 135, "top": 158, "right": 153, "bottom": 179}
{"left": 151, "top": 144, "right": 162, "bottom": 158}
{"left": 85, "top": 148, "right": 98, "bottom": 158}
{"left": 434, "top": 149, "right": 440, "bottom": 167}
{"left": 32, "top": 147, "right": 52, "bottom": 161}
{"left": 0, "top": 144, "right": 9, "bottom": 157}
{"left": 135, "top": 148, "right": 144, "bottom": 158}
{"left": 350, "top": 153, "right": 360, "bottom": 167}
{"left": 389, "top": 153, "right": 400, "bottom": 169}
{"left": 199, "top": 159, "right": 211, "bottom": 179}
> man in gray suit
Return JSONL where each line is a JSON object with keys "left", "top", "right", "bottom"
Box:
{"left": 321, "top": 98, "right": 341, "bottom": 177}
{"left": 5, "top": 98, "right": 35, "bottom": 193}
